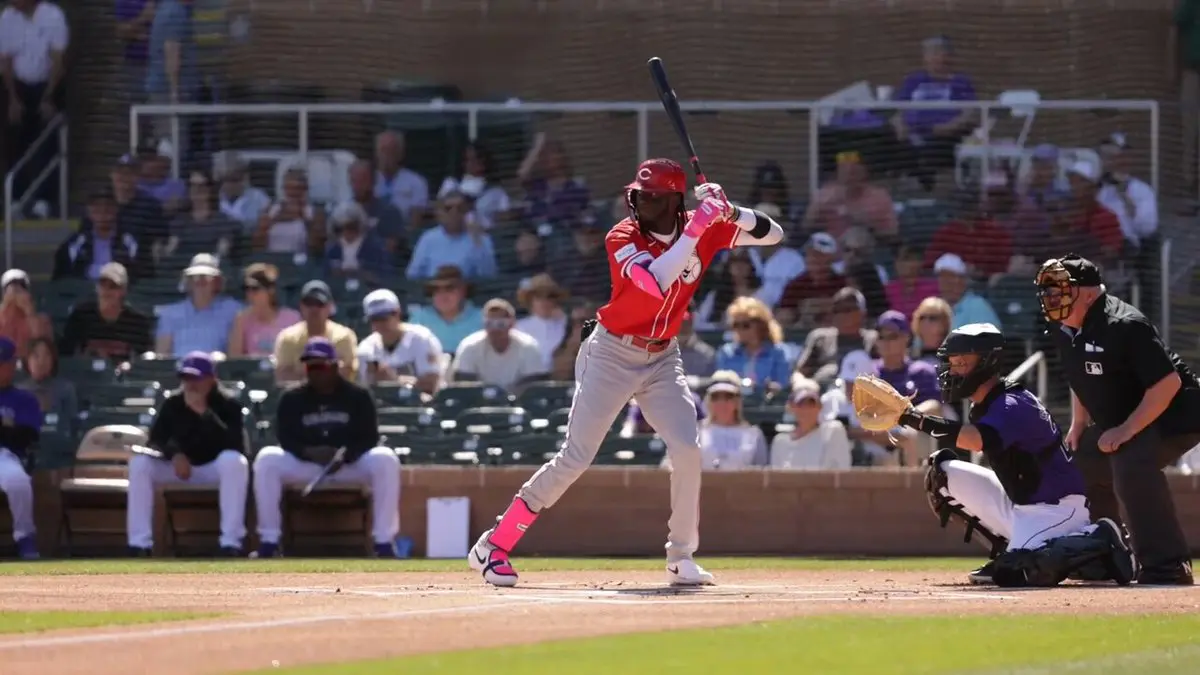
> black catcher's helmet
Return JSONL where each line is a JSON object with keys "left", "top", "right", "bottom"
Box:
{"left": 936, "top": 323, "right": 1006, "bottom": 403}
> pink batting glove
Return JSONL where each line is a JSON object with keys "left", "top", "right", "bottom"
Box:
{"left": 684, "top": 199, "right": 725, "bottom": 238}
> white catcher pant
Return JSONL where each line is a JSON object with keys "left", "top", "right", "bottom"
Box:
{"left": 941, "top": 459, "right": 1091, "bottom": 551}
{"left": 0, "top": 448, "right": 33, "bottom": 540}
{"left": 253, "top": 446, "right": 400, "bottom": 545}
{"left": 126, "top": 450, "right": 250, "bottom": 549}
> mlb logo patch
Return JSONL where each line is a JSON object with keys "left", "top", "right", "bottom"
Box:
{"left": 1085, "top": 362, "right": 1104, "bottom": 375}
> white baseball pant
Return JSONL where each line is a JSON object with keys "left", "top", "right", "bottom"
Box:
{"left": 942, "top": 459, "right": 1091, "bottom": 550}
{"left": 252, "top": 446, "right": 400, "bottom": 545}
{"left": 0, "top": 448, "right": 33, "bottom": 541}
{"left": 126, "top": 450, "right": 250, "bottom": 549}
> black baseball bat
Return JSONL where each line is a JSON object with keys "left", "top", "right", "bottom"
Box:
{"left": 647, "top": 57, "right": 708, "bottom": 184}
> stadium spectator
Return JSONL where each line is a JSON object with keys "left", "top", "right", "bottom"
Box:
{"left": 624, "top": 390, "right": 705, "bottom": 437}
{"left": 1065, "top": 161, "right": 1124, "bottom": 268}
{"left": 108, "top": 154, "right": 167, "bottom": 246}
{"left": 53, "top": 188, "right": 149, "bottom": 282}
{"left": 933, "top": 253, "right": 1000, "bottom": 330}
{"left": 347, "top": 159, "right": 406, "bottom": 259}
{"left": 911, "top": 296, "right": 953, "bottom": 363}
{"left": 405, "top": 190, "right": 496, "bottom": 280}
{"left": 515, "top": 274, "right": 568, "bottom": 372}
{"left": 838, "top": 226, "right": 888, "bottom": 319}
{"left": 677, "top": 309, "right": 716, "bottom": 377}
{"left": 19, "top": 336, "right": 76, "bottom": 432}
{"left": 134, "top": 139, "right": 186, "bottom": 214}
{"left": 254, "top": 168, "right": 325, "bottom": 255}
{"left": 407, "top": 266, "right": 482, "bottom": 354}
{"left": 438, "top": 141, "right": 511, "bottom": 230}
{"left": 716, "top": 296, "right": 791, "bottom": 390}
{"left": 1016, "top": 144, "right": 1070, "bottom": 211}
{"left": 272, "top": 280, "right": 357, "bottom": 383}
{"left": 549, "top": 300, "right": 599, "bottom": 381}
{"left": 0, "top": 336, "right": 41, "bottom": 559}
{"left": 874, "top": 309, "right": 943, "bottom": 465}
{"left": 694, "top": 247, "right": 761, "bottom": 330}
{"left": 59, "top": 262, "right": 153, "bottom": 359}
{"left": 518, "top": 132, "right": 590, "bottom": 228}
{"left": 923, "top": 183, "right": 1015, "bottom": 281}
{"left": 356, "top": 289, "right": 443, "bottom": 395}
{"left": 451, "top": 298, "right": 546, "bottom": 390}
{"left": 1097, "top": 133, "right": 1160, "bottom": 314}
{"left": 744, "top": 203, "right": 804, "bottom": 308}
{"left": 0, "top": 269, "right": 50, "bottom": 359}
{"left": 226, "top": 263, "right": 300, "bottom": 358}
{"left": 216, "top": 154, "right": 271, "bottom": 233}
{"left": 507, "top": 228, "right": 548, "bottom": 282}
{"left": 548, "top": 214, "right": 609, "bottom": 303}
{"left": 155, "top": 254, "right": 242, "bottom": 357}
{"left": 127, "top": 351, "right": 248, "bottom": 557}
{"left": 821, "top": 349, "right": 897, "bottom": 466}
{"left": 770, "top": 376, "right": 851, "bottom": 470}
{"left": 161, "top": 171, "right": 240, "bottom": 262}
{"left": 325, "top": 201, "right": 392, "bottom": 283}
{"left": 777, "top": 232, "right": 847, "bottom": 327}
{"left": 802, "top": 151, "right": 897, "bottom": 241}
{"left": 747, "top": 161, "right": 798, "bottom": 223}
{"left": 795, "top": 287, "right": 877, "bottom": 387}
{"left": 0, "top": 0, "right": 67, "bottom": 219}
{"left": 694, "top": 371, "right": 768, "bottom": 470}
{"left": 891, "top": 35, "right": 978, "bottom": 192}
{"left": 115, "top": 0, "right": 154, "bottom": 102}
{"left": 374, "top": 130, "right": 429, "bottom": 227}
{"left": 145, "top": 0, "right": 197, "bottom": 164}
{"left": 885, "top": 244, "right": 938, "bottom": 319}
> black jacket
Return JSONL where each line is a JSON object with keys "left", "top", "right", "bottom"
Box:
{"left": 275, "top": 379, "right": 378, "bottom": 463}
{"left": 148, "top": 388, "right": 245, "bottom": 466}
{"left": 52, "top": 229, "right": 152, "bottom": 281}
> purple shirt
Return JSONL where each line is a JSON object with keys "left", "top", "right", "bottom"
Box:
{"left": 875, "top": 359, "right": 940, "bottom": 405}
{"left": 974, "top": 386, "right": 1086, "bottom": 505}
{"left": 139, "top": 178, "right": 187, "bottom": 206}
{"left": 830, "top": 108, "right": 887, "bottom": 131}
{"left": 116, "top": 0, "right": 151, "bottom": 63}
{"left": 895, "top": 70, "right": 976, "bottom": 136}
{"left": 522, "top": 178, "right": 590, "bottom": 228}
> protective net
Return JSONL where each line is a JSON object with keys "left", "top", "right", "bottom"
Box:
{"left": 18, "top": 0, "right": 1189, "bottom": 469}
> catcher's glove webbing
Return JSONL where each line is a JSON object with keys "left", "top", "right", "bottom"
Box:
{"left": 851, "top": 374, "right": 913, "bottom": 432}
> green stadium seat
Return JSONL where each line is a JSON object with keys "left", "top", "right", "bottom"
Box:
{"left": 32, "top": 429, "right": 78, "bottom": 470}
{"left": 744, "top": 405, "right": 787, "bottom": 426}
{"left": 371, "top": 382, "right": 424, "bottom": 407}
{"left": 394, "top": 433, "right": 490, "bottom": 465}
{"left": 433, "top": 384, "right": 513, "bottom": 416}
{"left": 597, "top": 434, "right": 666, "bottom": 466}
{"left": 517, "top": 381, "right": 576, "bottom": 416}
{"left": 79, "top": 407, "right": 156, "bottom": 432}
{"left": 898, "top": 199, "right": 951, "bottom": 249}
{"left": 217, "top": 357, "right": 276, "bottom": 385}
{"left": 42, "top": 277, "right": 93, "bottom": 304}
{"left": 58, "top": 356, "right": 120, "bottom": 384}
{"left": 81, "top": 381, "right": 164, "bottom": 410}
{"left": 531, "top": 407, "right": 571, "bottom": 434}
{"left": 695, "top": 330, "right": 726, "bottom": 349}
{"left": 496, "top": 435, "right": 562, "bottom": 465}
{"left": 122, "top": 357, "right": 183, "bottom": 384}
{"left": 986, "top": 274, "right": 1042, "bottom": 342}
{"left": 377, "top": 406, "right": 439, "bottom": 439}
{"left": 446, "top": 406, "right": 527, "bottom": 435}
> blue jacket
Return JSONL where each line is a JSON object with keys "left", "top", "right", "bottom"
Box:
{"left": 325, "top": 231, "right": 394, "bottom": 277}
{"left": 715, "top": 342, "right": 793, "bottom": 389}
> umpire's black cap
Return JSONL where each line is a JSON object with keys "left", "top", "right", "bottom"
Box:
{"left": 1056, "top": 254, "right": 1104, "bottom": 287}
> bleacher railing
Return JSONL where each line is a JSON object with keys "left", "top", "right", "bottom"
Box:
{"left": 127, "top": 98, "right": 1170, "bottom": 334}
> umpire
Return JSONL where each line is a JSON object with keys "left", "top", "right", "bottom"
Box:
{"left": 1038, "top": 254, "right": 1200, "bottom": 585}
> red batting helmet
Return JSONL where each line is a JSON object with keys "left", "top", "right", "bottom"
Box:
{"left": 626, "top": 158, "right": 686, "bottom": 194}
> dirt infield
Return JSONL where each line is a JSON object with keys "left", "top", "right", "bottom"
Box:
{"left": 1, "top": 568, "right": 1197, "bottom": 675}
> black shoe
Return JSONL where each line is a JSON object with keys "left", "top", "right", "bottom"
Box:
{"left": 127, "top": 547, "right": 153, "bottom": 558}
{"left": 1136, "top": 560, "right": 1194, "bottom": 586}
{"left": 967, "top": 560, "right": 996, "bottom": 585}
{"left": 219, "top": 546, "right": 243, "bottom": 558}
{"left": 1095, "top": 518, "right": 1136, "bottom": 586}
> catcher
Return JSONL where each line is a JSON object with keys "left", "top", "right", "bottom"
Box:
{"left": 853, "top": 322, "right": 1136, "bottom": 588}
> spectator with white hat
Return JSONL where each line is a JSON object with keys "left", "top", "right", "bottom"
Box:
{"left": 933, "top": 253, "right": 1000, "bottom": 330}
{"left": 770, "top": 377, "right": 851, "bottom": 469}
{"left": 356, "top": 288, "right": 444, "bottom": 395}
{"left": 155, "top": 253, "right": 243, "bottom": 357}
{"left": 692, "top": 371, "right": 768, "bottom": 471}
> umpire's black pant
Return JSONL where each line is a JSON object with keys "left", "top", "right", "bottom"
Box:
{"left": 1075, "top": 424, "right": 1200, "bottom": 570}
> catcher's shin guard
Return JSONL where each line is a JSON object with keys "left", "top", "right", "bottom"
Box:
{"left": 925, "top": 450, "right": 1008, "bottom": 559}
{"left": 991, "top": 522, "right": 1129, "bottom": 588}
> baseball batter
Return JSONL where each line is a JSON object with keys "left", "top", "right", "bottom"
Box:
{"left": 468, "top": 158, "right": 783, "bottom": 587}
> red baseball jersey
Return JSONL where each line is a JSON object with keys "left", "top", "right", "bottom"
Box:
{"left": 596, "top": 214, "right": 741, "bottom": 340}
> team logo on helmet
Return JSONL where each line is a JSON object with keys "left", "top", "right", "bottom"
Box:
{"left": 638, "top": 167, "right": 653, "bottom": 181}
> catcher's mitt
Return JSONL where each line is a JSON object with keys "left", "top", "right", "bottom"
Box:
{"left": 852, "top": 374, "right": 914, "bottom": 432}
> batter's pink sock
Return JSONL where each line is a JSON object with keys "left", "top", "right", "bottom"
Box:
{"left": 487, "top": 497, "right": 538, "bottom": 552}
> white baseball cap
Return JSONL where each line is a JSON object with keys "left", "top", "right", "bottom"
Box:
{"left": 933, "top": 253, "right": 968, "bottom": 276}
{"left": 1, "top": 268, "right": 29, "bottom": 289}
{"left": 839, "top": 349, "right": 876, "bottom": 382}
{"left": 806, "top": 232, "right": 839, "bottom": 255}
{"left": 363, "top": 289, "right": 401, "bottom": 319}
{"left": 1067, "top": 160, "right": 1100, "bottom": 183}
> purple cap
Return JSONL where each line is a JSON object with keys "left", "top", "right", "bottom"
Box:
{"left": 300, "top": 336, "right": 337, "bottom": 362}
{"left": 877, "top": 310, "right": 910, "bottom": 334}
{"left": 177, "top": 351, "right": 215, "bottom": 378}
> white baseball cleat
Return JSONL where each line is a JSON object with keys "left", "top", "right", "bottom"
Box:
{"left": 667, "top": 558, "right": 715, "bottom": 586}
{"left": 468, "top": 539, "right": 519, "bottom": 588}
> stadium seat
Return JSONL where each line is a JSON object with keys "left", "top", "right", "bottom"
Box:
{"left": 371, "top": 382, "right": 425, "bottom": 407}
{"left": 78, "top": 407, "right": 156, "bottom": 433}
{"left": 446, "top": 406, "right": 527, "bottom": 435}
{"left": 32, "top": 428, "right": 79, "bottom": 470}
{"left": 377, "top": 406, "right": 439, "bottom": 439}
{"left": 744, "top": 405, "right": 787, "bottom": 426}
{"left": 897, "top": 199, "right": 951, "bottom": 250}
{"left": 517, "top": 381, "right": 576, "bottom": 416}
{"left": 597, "top": 434, "right": 666, "bottom": 466}
{"left": 81, "top": 381, "right": 164, "bottom": 410}
{"left": 218, "top": 357, "right": 276, "bottom": 387}
{"left": 433, "top": 384, "right": 513, "bottom": 416}
{"left": 58, "top": 356, "right": 120, "bottom": 384}
{"left": 498, "top": 435, "right": 563, "bottom": 465}
{"left": 58, "top": 425, "right": 143, "bottom": 556}
{"left": 987, "top": 274, "right": 1043, "bottom": 342}
{"left": 122, "top": 357, "right": 183, "bottom": 384}
{"left": 531, "top": 407, "right": 570, "bottom": 434}
{"left": 395, "top": 433, "right": 491, "bottom": 465}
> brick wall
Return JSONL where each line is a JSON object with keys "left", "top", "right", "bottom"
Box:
{"left": 20, "top": 467, "right": 1200, "bottom": 557}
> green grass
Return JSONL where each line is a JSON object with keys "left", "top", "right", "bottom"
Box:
{"left": 0, "top": 556, "right": 984, "bottom": 576}
{"left": 261, "top": 614, "right": 1200, "bottom": 675}
{"left": 0, "top": 610, "right": 216, "bottom": 634}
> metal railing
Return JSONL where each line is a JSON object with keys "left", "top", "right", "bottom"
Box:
{"left": 4, "top": 113, "right": 69, "bottom": 268}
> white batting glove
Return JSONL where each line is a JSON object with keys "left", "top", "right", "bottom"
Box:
{"left": 692, "top": 183, "right": 735, "bottom": 220}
